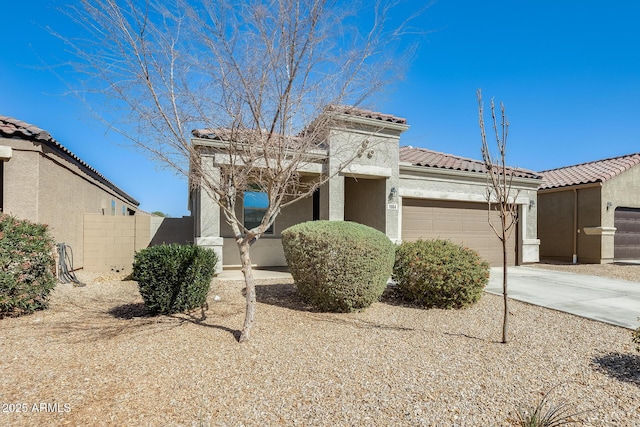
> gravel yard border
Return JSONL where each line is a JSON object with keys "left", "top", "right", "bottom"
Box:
{"left": 0, "top": 271, "right": 638, "bottom": 426}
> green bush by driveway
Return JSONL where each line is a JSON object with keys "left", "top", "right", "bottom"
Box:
{"left": 282, "top": 221, "right": 395, "bottom": 312}
{"left": 393, "top": 239, "right": 490, "bottom": 309}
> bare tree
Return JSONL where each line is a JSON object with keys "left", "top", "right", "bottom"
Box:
{"left": 60, "top": 0, "right": 420, "bottom": 342}
{"left": 477, "top": 89, "right": 520, "bottom": 344}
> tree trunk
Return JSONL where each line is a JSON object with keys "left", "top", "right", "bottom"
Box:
{"left": 238, "top": 241, "right": 256, "bottom": 343}
{"left": 501, "top": 232, "right": 509, "bottom": 344}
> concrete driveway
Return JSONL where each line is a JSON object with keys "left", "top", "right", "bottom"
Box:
{"left": 486, "top": 266, "right": 640, "bottom": 330}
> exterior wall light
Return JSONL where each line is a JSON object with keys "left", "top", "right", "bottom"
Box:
{"left": 529, "top": 199, "right": 535, "bottom": 209}
{"left": 606, "top": 201, "right": 613, "bottom": 211}
{"left": 388, "top": 187, "right": 398, "bottom": 201}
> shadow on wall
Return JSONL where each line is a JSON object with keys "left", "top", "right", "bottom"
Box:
{"left": 150, "top": 216, "right": 194, "bottom": 246}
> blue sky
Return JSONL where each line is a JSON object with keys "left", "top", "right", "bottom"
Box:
{"left": 1, "top": 1, "right": 639, "bottom": 216}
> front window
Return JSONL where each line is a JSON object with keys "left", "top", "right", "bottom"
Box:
{"left": 243, "top": 190, "right": 273, "bottom": 233}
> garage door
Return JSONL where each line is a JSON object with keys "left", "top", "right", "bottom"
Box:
{"left": 614, "top": 207, "right": 640, "bottom": 259}
{"left": 401, "top": 199, "right": 517, "bottom": 266}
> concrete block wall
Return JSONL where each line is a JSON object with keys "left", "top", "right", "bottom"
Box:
{"left": 83, "top": 214, "right": 152, "bottom": 272}
{"left": 82, "top": 214, "right": 194, "bottom": 272}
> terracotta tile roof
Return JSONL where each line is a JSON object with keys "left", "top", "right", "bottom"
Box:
{"left": 0, "top": 116, "right": 139, "bottom": 206}
{"left": 194, "top": 106, "right": 406, "bottom": 145}
{"left": 328, "top": 105, "right": 407, "bottom": 125}
{"left": 399, "top": 146, "right": 541, "bottom": 179}
{"left": 539, "top": 153, "right": 640, "bottom": 190}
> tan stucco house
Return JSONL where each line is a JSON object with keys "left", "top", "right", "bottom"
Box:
{"left": 538, "top": 153, "right": 640, "bottom": 263}
{"left": 190, "top": 107, "right": 542, "bottom": 271}
{"left": 0, "top": 116, "right": 140, "bottom": 269}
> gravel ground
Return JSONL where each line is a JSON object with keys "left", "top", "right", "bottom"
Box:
{"left": 0, "top": 271, "right": 638, "bottom": 426}
{"left": 529, "top": 261, "right": 640, "bottom": 283}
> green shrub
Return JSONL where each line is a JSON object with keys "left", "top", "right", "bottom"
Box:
{"left": 393, "top": 239, "right": 490, "bottom": 309}
{"left": 282, "top": 221, "right": 395, "bottom": 312}
{"left": 132, "top": 244, "right": 217, "bottom": 315}
{"left": 633, "top": 323, "right": 640, "bottom": 352}
{"left": 0, "top": 214, "right": 57, "bottom": 318}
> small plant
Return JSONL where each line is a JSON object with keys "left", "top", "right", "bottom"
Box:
{"left": 0, "top": 214, "right": 57, "bottom": 318}
{"left": 132, "top": 244, "right": 217, "bottom": 315}
{"left": 633, "top": 322, "right": 640, "bottom": 352}
{"left": 393, "top": 239, "right": 490, "bottom": 309}
{"left": 514, "top": 384, "right": 586, "bottom": 427}
{"left": 282, "top": 221, "right": 395, "bottom": 312}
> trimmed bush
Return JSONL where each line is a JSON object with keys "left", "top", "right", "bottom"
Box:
{"left": 393, "top": 239, "right": 490, "bottom": 309}
{"left": 282, "top": 221, "right": 395, "bottom": 312}
{"left": 0, "top": 214, "right": 57, "bottom": 318}
{"left": 132, "top": 244, "right": 217, "bottom": 315}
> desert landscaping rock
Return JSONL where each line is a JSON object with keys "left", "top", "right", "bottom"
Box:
{"left": 0, "top": 271, "right": 638, "bottom": 426}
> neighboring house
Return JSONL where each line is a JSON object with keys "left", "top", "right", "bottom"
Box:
{"left": 0, "top": 116, "right": 140, "bottom": 269}
{"left": 190, "top": 107, "right": 542, "bottom": 271}
{"left": 538, "top": 153, "right": 640, "bottom": 263}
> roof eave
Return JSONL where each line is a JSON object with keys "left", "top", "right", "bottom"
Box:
{"left": 191, "top": 136, "right": 329, "bottom": 159}
{"left": 332, "top": 113, "right": 410, "bottom": 133}
{"left": 538, "top": 181, "right": 603, "bottom": 193}
{"left": 400, "top": 163, "right": 542, "bottom": 188}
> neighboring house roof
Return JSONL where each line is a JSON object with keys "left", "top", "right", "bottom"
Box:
{"left": 399, "top": 146, "right": 541, "bottom": 180}
{"left": 0, "top": 116, "right": 139, "bottom": 206}
{"left": 539, "top": 153, "right": 640, "bottom": 190}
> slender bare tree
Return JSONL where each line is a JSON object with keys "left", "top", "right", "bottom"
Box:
{"left": 59, "top": 0, "right": 420, "bottom": 341}
{"left": 477, "top": 89, "right": 520, "bottom": 344}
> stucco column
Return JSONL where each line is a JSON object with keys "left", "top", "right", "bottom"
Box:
{"left": 385, "top": 179, "right": 400, "bottom": 243}
{"left": 323, "top": 174, "right": 344, "bottom": 221}
{"left": 582, "top": 226, "right": 616, "bottom": 263}
{"left": 521, "top": 193, "right": 540, "bottom": 263}
{"left": 194, "top": 156, "right": 224, "bottom": 273}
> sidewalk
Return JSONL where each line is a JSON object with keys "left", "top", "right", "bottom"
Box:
{"left": 486, "top": 266, "right": 640, "bottom": 330}
{"left": 214, "top": 268, "right": 293, "bottom": 281}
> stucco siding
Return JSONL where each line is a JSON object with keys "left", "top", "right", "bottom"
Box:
{"left": 222, "top": 237, "right": 287, "bottom": 267}
{"left": 602, "top": 164, "right": 640, "bottom": 227}
{"left": 344, "top": 177, "right": 386, "bottom": 233}
{"left": 2, "top": 137, "right": 138, "bottom": 269}
{"left": 2, "top": 143, "right": 39, "bottom": 221}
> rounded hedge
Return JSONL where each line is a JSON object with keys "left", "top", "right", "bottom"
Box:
{"left": 281, "top": 221, "right": 395, "bottom": 312}
{"left": 393, "top": 239, "right": 490, "bottom": 309}
{"left": 132, "top": 244, "right": 217, "bottom": 315}
{"left": 0, "top": 214, "right": 57, "bottom": 318}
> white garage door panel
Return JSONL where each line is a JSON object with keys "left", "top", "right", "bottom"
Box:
{"left": 402, "top": 199, "right": 517, "bottom": 267}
